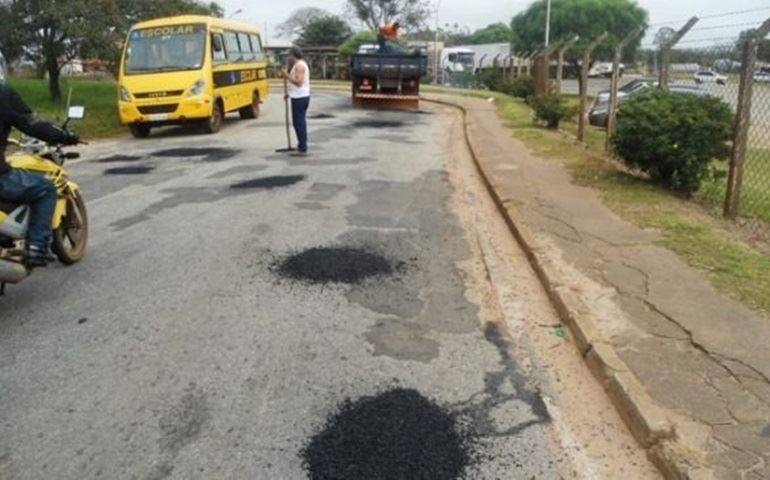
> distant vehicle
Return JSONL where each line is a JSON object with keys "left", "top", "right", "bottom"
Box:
{"left": 589, "top": 83, "right": 706, "bottom": 128}
{"left": 350, "top": 47, "right": 428, "bottom": 110}
{"left": 589, "top": 62, "right": 624, "bottom": 78}
{"left": 118, "top": 15, "right": 268, "bottom": 138}
{"left": 755, "top": 67, "right": 770, "bottom": 83}
{"left": 693, "top": 70, "right": 727, "bottom": 85}
{"left": 440, "top": 48, "right": 475, "bottom": 75}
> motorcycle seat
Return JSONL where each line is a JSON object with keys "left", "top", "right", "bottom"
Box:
{"left": 0, "top": 201, "right": 22, "bottom": 214}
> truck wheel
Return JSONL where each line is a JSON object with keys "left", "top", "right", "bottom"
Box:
{"left": 129, "top": 124, "right": 151, "bottom": 139}
{"left": 239, "top": 92, "right": 260, "bottom": 119}
{"left": 202, "top": 100, "right": 224, "bottom": 134}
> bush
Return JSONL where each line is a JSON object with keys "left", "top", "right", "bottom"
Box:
{"left": 480, "top": 69, "right": 504, "bottom": 91}
{"left": 612, "top": 90, "right": 734, "bottom": 194}
{"left": 528, "top": 94, "right": 575, "bottom": 129}
{"left": 508, "top": 75, "right": 534, "bottom": 98}
{"left": 479, "top": 71, "right": 534, "bottom": 99}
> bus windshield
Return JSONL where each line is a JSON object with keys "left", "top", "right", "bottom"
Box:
{"left": 124, "top": 24, "right": 206, "bottom": 74}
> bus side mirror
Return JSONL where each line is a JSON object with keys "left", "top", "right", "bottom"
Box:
{"left": 213, "top": 36, "right": 223, "bottom": 53}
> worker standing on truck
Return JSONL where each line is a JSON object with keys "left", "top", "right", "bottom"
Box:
{"left": 378, "top": 22, "right": 401, "bottom": 54}
{"left": 280, "top": 47, "right": 311, "bottom": 156}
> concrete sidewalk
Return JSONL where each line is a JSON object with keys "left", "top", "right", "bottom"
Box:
{"left": 427, "top": 93, "right": 770, "bottom": 479}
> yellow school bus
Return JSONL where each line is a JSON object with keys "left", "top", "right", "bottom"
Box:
{"left": 118, "top": 15, "right": 269, "bottom": 138}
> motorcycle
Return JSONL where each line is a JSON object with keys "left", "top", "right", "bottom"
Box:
{"left": 0, "top": 106, "right": 89, "bottom": 294}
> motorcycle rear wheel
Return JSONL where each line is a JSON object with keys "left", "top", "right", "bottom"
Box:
{"left": 52, "top": 191, "right": 89, "bottom": 265}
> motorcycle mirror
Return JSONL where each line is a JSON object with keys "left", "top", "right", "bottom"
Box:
{"left": 67, "top": 105, "right": 85, "bottom": 120}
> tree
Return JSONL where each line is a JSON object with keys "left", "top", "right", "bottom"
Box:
{"left": 338, "top": 30, "right": 378, "bottom": 55}
{"left": 298, "top": 16, "right": 353, "bottom": 46}
{"left": 2, "top": 0, "right": 222, "bottom": 100}
{"left": 470, "top": 23, "right": 512, "bottom": 45}
{"left": 346, "top": 0, "right": 431, "bottom": 32}
{"left": 277, "top": 7, "right": 333, "bottom": 39}
{"left": 511, "top": 0, "right": 647, "bottom": 65}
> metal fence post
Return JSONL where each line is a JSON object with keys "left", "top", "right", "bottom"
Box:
{"left": 555, "top": 35, "right": 579, "bottom": 94}
{"left": 724, "top": 17, "right": 770, "bottom": 219}
{"left": 659, "top": 17, "right": 698, "bottom": 91}
{"left": 578, "top": 33, "right": 607, "bottom": 142}
{"left": 605, "top": 27, "right": 643, "bottom": 152}
{"left": 516, "top": 51, "right": 527, "bottom": 77}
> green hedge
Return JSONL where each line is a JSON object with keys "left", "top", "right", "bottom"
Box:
{"left": 613, "top": 90, "right": 734, "bottom": 195}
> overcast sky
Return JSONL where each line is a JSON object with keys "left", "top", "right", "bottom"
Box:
{"left": 218, "top": 0, "right": 769, "bottom": 46}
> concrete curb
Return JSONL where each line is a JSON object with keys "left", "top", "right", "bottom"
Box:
{"left": 421, "top": 94, "right": 691, "bottom": 479}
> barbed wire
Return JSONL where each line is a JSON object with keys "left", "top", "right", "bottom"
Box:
{"left": 648, "top": 6, "right": 770, "bottom": 28}
{"left": 688, "top": 21, "right": 762, "bottom": 33}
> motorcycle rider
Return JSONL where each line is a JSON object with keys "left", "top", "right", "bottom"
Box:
{"left": 0, "top": 51, "right": 80, "bottom": 267}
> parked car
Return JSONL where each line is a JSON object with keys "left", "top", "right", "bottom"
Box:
{"left": 755, "top": 68, "right": 770, "bottom": 83}
{"left": 693, "top": 70, "right": 727, "bottom": 85}
{"left": 589, "top": 84, "right": 707, "bottom": 128}
{"left": 593, "top": 78, "right": 653, "bottom": 103}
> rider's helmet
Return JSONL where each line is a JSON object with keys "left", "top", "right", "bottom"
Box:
{"left": 0, "top": 50, "right": 7, "bottom": 85}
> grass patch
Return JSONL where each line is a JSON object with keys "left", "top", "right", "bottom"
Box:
{"left": 484, "top": 90, "right": 770, "bottom": 316}
{"left": 701, "top": 149, "right": 770, "bottom": 223}
{"left": 8, "top": 77, "right": 122, "bottom": 139}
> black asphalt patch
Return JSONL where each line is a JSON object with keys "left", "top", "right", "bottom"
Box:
{"left": 104, "top": 166, "right": 154, "bottom": 175}
{"left": 96, "top": 154, "right": 142, "bottom": 163}
{"left": 309, "top": 113, "right": 336, "bottom": 119}
{"left": 302, "top": 388, "right": 472, "bottom": 480}
{"left": 351, "top": 120, "right": 404, "bottom": 129}
{"left": 274, "top": 247, "right": 397, "bottom": 285}
{"left": 230, "top": 175, "right": 305, "bottom": 190}
{"left": 150, "top": 147, "right": 238, "bottom": 162}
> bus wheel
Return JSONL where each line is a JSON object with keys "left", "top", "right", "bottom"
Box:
{"left": 202, "top": 100, "right": 224, "bottom": 134}
{"left": 129, "top": 124, "right": 151, "bottom": 139}
{"left": 239, "top": 92, "right": 260, "bottom": 119}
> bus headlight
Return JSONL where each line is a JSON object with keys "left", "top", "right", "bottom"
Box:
{"left": 119, "top": 86, "right": 132, "bottom": 102}
{"left": 187, "top": 79, "right": 206, "bottom": 97}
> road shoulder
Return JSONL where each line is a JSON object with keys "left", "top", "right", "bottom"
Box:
{"left": 425, "top": 92, "right": 770, "bottom": 480}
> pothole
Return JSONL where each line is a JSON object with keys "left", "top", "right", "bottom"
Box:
{"left": 150, "top": 147, "right": 238, "bottom": 162}
{"left": 351, "top": 120, "right": 404, "bottom": 129}
{"left": 96, "top": 154, "right": 142, "bottom": 163}
{"left": 309, "top": 113, "right": 336, "bottom": 119}
{"left": 230, "top": 175, "right": 305, "bottom": 190}
{"left": 104, "top": 166, "right": 154, "bottom": 175}
{"left": 301, "top": 388, "right": 473, "bottom": 480}
{"left": 273, "top": 247, "right": 399, "bottom": 285}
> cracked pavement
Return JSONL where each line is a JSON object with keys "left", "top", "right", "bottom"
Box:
{"left": 435, "top": 93, "right": 770, "bottom": 479}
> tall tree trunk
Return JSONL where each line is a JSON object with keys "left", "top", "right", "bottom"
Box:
{"left": 47, "top": 59, "right": 61, "bottom": 101}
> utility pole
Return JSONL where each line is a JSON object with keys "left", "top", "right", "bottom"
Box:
{"left": 544, "top": 0, "right": 552, "bottom": 47}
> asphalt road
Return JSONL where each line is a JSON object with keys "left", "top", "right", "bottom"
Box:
{"left": 0, "top": 91, "right": 658, "bottom": 479}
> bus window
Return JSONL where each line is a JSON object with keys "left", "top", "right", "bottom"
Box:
{"left": 212, "top": 33, "right": 226, "bottom": 62}
{"left": 224, "top": 32, "right": 241, "bottom": 61}
{"left": 124, "top": 24, "right": 206, "bottom": 74}
{"left": 250, "top": 34, "right": 264, "bottom": 61}
{"left": 238, "top": 32, "right": 253, "bottom": 60}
